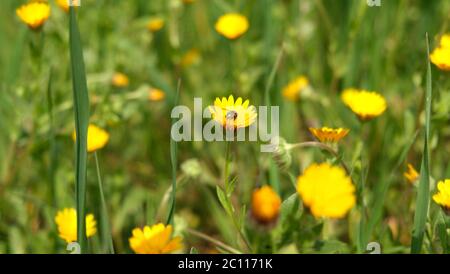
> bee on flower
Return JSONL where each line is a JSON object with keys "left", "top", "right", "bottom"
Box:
{"left": 215, "top": 13, "right": 249, "bottom": 40}
{"left": 55, "top": 208, "right": 97, "bottom": 243}
{"left": 341, "top": 88, "right": 387, "bottom": 120}
{"left": 282, "top": 76, "right": 309, "bottom": 102}
{"left": 297, "top": 163, "right": 356, "bottom": 219}
{"left": 309, "top": 127, "right": 349, "bottom": 143}
{"left": 129, "top": 223, "right": 183, "bottom": 254}
{"left": 16, "top": 2, "right": 51, "bottom": 30}
{"left": 430, "top": 34, "right": 450, "bottom": 71}
{"left": 72, "top": 124, "right": 110, "bottom": 153}
{"left": 432, "top": 179, "right": 450, "bottom": 214}
{"left": 251, "top": 186, "right": 282, "bottom": 225}
{"left": 209, "top": 95, "right": 257, "bottom": 130}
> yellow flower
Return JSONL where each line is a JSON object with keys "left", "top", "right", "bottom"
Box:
{"left": 282, "top": 76, "right": 309, "bottom": 101}
{"left": 112, "top": 72, "right": 129, "bottom": 88}
{"left": 72, "top": 124, "right": 110, "bottom": 153}
{"left": 209, "top": 95, "right": 257, "bottom": 130}
{"left": 297, "top": 163, "right": 356, "bottom": 219}
{"left": 404, "top": 164, "right": 419, "bottom": 184}
{"left": 215, "top": 13, "right": 249, "bottom": 40}
{"left": 147, "top": 18, "right": 165, "bottom": 32}
{"left": 309, "top": 127, "right": 349, "bottom": 143}
{"left": 430, "top": 34, "right": 450, "bottom": 71}
{"left": 129, "top": 223, "right": 183, "bottom": 254}
{"left": 432, "top": 179, "right": 450, "bottom": 212}
{"left": 55, "top": 208, "right": 97, "bottom": 243}
{"left": 16, "top": 2, "right": 51, "bottom": 29}
{"left": 56, "top": 0, "right": 80, "bottom": 12}
{"left": 341, "top": 88, "right": 387, "bottom": 120}
{"left": 251, "top": 186, "right": 281, "bottom": 224}
{"left": 148, "top": 88, "right": 165, "bottom": 101}
{"left": 180, "top": 49, "right": 200, "bottom": 68}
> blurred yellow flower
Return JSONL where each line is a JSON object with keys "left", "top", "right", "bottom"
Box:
{"left": 215, "top": 13, "right": 249, "bottom": 40}
{"left": 430, "top": 34, "right": 450, "bottom": 71}
{"left": 404, "top": 163, "right": 419, "bottom": 184}
{"left": 309, "top": 127, "right": 349, "bottom": 143}
{"left": 56, "top": 0, "right": 80, "bottom": 12}
{"left": 297, "top": 163, "right": 356, "bottom": 219}
{"left": 16, "top": 2, "right": 51, "bottom": 29}
{"left": 432, "top": 179, "right": 450, "bottom": 212}
{"left": 282, "top": 76, "right": 309, "bottom": 101}
{"left": 180, "top": 49, "right": 200, "bottom": 68}
{"left": 251, "top": 186, "right": 281, "bottom": 224}
{"left": 72, "top": 124, "right": 110, "bottom": 153}
{"left": 147, "top": 18, "right": 165, "bottom": 32}
{"left": 148, "top": 88, "right": 165, "bottom": 101}
{"left": 112, "top": 72, "right": 129, "bottom": 88}
{"left": 129, "top": 223, "right": 183, "bottom": 254}
{"left": 55, "top": 208, "right": 97, "bottom": 243}
{"left": 341, "top": 88, "right": 387, "bottom": 120}
{"left": 209, "top": 95, "right": 257, "bottom": 130}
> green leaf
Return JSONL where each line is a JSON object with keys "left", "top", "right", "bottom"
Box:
{"left": 216, "top": 186, "right": 233, "bottom": 216}
{"left": 69, "top": 7, "right": 90, "bottom": 252}
{"left": 411, "top": 34, "right": 433, "bottom": 254}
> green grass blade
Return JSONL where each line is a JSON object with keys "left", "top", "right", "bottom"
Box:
{"left": 411, "top": 33, "right": 433, "bottom": 254}
{"left": 166, "top": 79, "right": 181, "bottom": 225}
{"left": 69, "top": 7, "right": 90, "bottom": 252}
{"left": 46, "top": 68, "right": 58, "bottom": 208}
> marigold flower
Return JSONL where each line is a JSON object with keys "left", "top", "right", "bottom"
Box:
{"left": 16, "top": 2, "right": 51, "bottom": 29}
{"left": 341, "top": 88, "right": 387, "bottom": 120}
{"left": 404, "top": 164, "right": 419, "bottom": 184}
{"left": 251, "top": 186, "right": 281, "bottom": 224}
{"left": 215, "top": 13, "right": 249, "bottom": 40}
{"left": 112, "top": 72, "right": 129, "bottom": 88}
{"left": 297, "top": 163, "right": 356, "bottom": 218}
{"left": 282, "top": 76, "right": 309, "bottom": 101}
{"left": 148, "top": 88, "right": 165, "bottom": 101}
{"left": 432, "top": 179, "right": 450, "bottom": 213}
{"left": 147, "top": 18, "right": 165, "bottom": 32}
{"left": 129, "top": 223, "right": 183, "bottom": 254}
{"left": 430, "top": 34, "right": 450, "bottom": 71}
{"left": 309, "top": 127, "right": 349, "bottom": 143}
{"left": 55, "top": 208, "right": 97, "bottom": 243}
{"left": 72, "top": 124, "right": 110, "bottom": 153}
{"left": 209, "top": 95, "right": 257, "bottom": 130}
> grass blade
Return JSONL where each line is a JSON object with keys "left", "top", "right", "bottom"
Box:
{"left": 411, "top": 33, "right": 433, "bottom": 254}
{"left": 69, "top": 7, "right": 90, "bottom": 252}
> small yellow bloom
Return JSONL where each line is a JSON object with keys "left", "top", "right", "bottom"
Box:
{"left": 209, "top": 95, "right": 257, "bottom": 130}
{"left": 309, "top": 127, "right": 349, "bottom": 143}
{"left": 404, "top": 164, "right": 419, "bottom": 184}
{"left": 297, "top": 163, "right": 356, "bottom": 219}
{"left": 215, "top": 13, "right": 249, "bottom": 40}
{"left": 72, "top": 124, "right": 110, "bottom": 153}
{"left": 16, "top": 2, "right": 51, "bottom": 29}
{"left": 55, "top": 208, "right": 97, "bottom": 243}
{"left": 341, "top": 88, "right": 387, "bottom": 120}
{"left": 251, "top": 186, "right": 281, "bottom": 224}
{"left": 147, "top": 18, "right": 165, "bottom": 32}
{"left": 112, "top": 72, "right": 129, "bottom": 88}
{"left": 180, "top": 49, "right": 200, "bottom": 68}
{"left": 129, "top": 223, "right": 183, "bottom": 254}
{"left": 430, "top": 34, "right": 450, "bottom": 71}
{"left": 148, "top": 88, "right": 165, "bottom": 101}
{"left": 56, "top": 0, "right": 80, "bottom": 12}
{"left": 432, "top": 179, "right": 450, "bottom": 212}
{"left": 282, "top": 76, "right": 309, "bottom": 101}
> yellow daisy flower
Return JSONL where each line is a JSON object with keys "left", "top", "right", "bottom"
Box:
{"left": 309, "top": 127, "right": 349, "bottom": 143}
{"left": 430, "top": 34, "right": 450, "bottom": 71}
{"left": 404, "top": 163, "right": 419, "bottom": 184}
{"left": 72, "top": 124, "right": 110, "bottom": 153}
{"left": 215, "top": 13, "right": 249, "bottom": 40}
{"left": 55, "top": 208, "right": 97, "bottom": 243}
{"left": 129, "top": 223, "right": 183, "bottom": 254}
{"left": 297, "top": 163, "right": 356, "bottom": 219}
{"left": 112, "top": 72, "right": 129, "bottom": 88}
{"left": 16, "top": 2, "right": 51, "bottom": 29}
{"left": 432, "top": 179, "right": 450, "bottom": 212}
{"left": 251, "top": 186, "right": 281, "bottom": 224}
{"left": 341, "top": 88, "right": 387, "bottom": 120}
{"left": 282, "top": 76, "right": 309, "bottom": 101}
{"left": 147, "top": 17, "right": 165, "bottom": 32}
{"left": 209, "top": 95, "right": 257, "bottom": 130}
{"left": 148, "top": 88, "right": 165, "bottom": 101}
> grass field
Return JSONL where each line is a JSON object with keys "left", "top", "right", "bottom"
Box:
{"left": 0, "top": 0, "right": 449, "bottom": 254}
